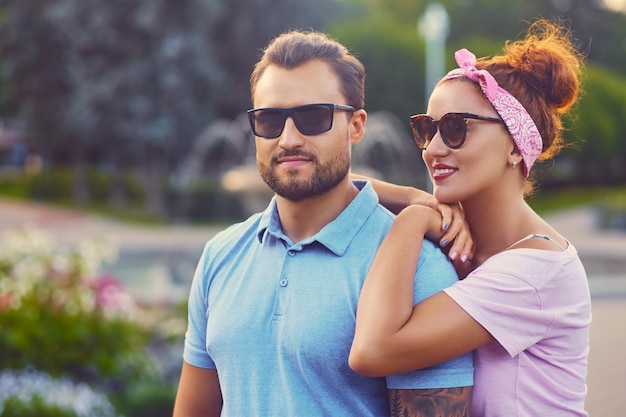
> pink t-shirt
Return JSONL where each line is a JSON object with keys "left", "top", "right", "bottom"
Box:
{"left": 444, "top": 243, "right": 591, "bottom": 417}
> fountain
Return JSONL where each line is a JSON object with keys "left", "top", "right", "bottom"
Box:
{"left": 172, "top": 110, "right": 428, "bottom": 217}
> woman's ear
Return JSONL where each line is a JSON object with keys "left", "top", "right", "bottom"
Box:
{"left": 508, "top": 147, "right": 522, "bottom": 168}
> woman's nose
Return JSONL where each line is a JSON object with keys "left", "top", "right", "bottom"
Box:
{"left": 423, "top": 130, "right": 449, "bottom": 157}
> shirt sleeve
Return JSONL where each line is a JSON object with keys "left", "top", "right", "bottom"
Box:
{"left": 444, "top": 251, "right": 555, "bottom": 357}
{"left": 387, "top": 240, "right": 474, "bottom": 389}
{"left": 182, "top": 242, "right": 217, "bottom": 369}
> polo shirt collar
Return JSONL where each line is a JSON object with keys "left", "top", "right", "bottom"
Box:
{"left": 256, "top": 180, "right": 379, "bottom": 256}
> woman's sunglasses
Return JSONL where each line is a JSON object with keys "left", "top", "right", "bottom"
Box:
{"left": 247, "top": 103, "right": 355, "bottom": 139}
{"left": 410, "top": 112, "right": 504, "bottom": 150}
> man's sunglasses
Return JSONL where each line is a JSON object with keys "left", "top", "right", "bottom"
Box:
{"left": 247, "top": 103, "right": 356, "bottom": 139}
{"left": 410, "top": 112, "right": 504, "bottom": 150}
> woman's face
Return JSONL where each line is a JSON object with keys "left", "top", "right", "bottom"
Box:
{"left": 421, "top": 80, "right": 515, "bottom": 204}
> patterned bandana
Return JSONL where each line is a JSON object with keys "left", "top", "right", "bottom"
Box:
{"left": 441, "top": 48, "right": 542, "bottom": 177}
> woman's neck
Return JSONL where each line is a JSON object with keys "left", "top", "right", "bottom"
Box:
{"left": 461, "top": 190, "right": 538, "bottom": 266}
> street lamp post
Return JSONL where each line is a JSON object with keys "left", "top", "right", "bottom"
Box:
{"left": 418, "top": 3, "right": 449, "bottom": 192}
{"left": 418, "top": 3, "right": 450, "bottom": 110}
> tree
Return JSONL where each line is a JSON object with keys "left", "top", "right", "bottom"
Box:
{"left": 331, "top": 0, "right": 626, "bottom": 187}
{"left": 0, "top": 0, "right": 348, "bottom": 216}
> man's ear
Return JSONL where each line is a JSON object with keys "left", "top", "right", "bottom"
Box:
{"left": 349, "top": 109, "right": 367, "bottom": 145}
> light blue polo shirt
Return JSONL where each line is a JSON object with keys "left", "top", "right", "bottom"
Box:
{"left": 183, "top": 180, "right": 473, "bottom": 417}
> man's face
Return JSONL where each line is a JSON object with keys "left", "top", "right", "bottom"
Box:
{"left": 251, "top": 60, "right": 358, "bottom": 201}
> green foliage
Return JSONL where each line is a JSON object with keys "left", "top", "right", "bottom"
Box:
{"left": 331, "top": 2, "right": 626, "bottom": 186}
{"left": 0, "top": 168, "right": 246, "bottom": 222}
{"left": 529, "top": 186, "right": 626, "bottom": 230}
{"left": 168, "top": 180, "right": 246, "bottom": 222}
{"left": 28, "top": 169, "right": 74, "bottom": 203}
{"left": 1, "top": 395, "right": 79, "bottom": 417}
{"left": 569, "top": 65, "right": 626, "bottom": 153}
{"left": 0, "top": 292, "right": 151, "bottom": 382}
{"left": 593, "top": 188, "right": 626, "bottom": 230}
{"left": 557, "top": 64, "right": 626, "bottom": 185}
{"left": 0, "top": 227, "right": 187, "bottom": 415}
{"left": 0, "top": 173, "right": 34, "bottom": 199}
{"left": 331, "top": 15, "right": 425, "bottom": 119}
{"left": 1, "top": 0, "right": 625, "bottom": 207}
{"left": 0, "top": 227, "right": 154, "bottom": 385}
{"left": 528, "top": 186, "right": 613, "bottom": 214}
{"left": 0, "top": 0, "right": 348, "bottom": 176}
{"left": 346, "top": 0, "right": 626, "bottom": 72}
{"left": 112, "top": 381, "right": 177, "bottom": 417}
{"left": 25, "top": 168, "right": 146, "bottom": 206}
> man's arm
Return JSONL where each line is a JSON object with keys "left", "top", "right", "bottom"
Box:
{"left": 388, "top": 387, "right": 472, "bottom": 417}
{"left": 173, "top": 361, "right": 222, "bottom": 417}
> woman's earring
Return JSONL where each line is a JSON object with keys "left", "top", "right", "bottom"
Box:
{"left": 512, "top": 161, "right": 517, "bottom": 169}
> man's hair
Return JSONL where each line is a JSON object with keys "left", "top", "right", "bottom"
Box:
{"left": 250, "top": 30, "right": 365, "bottom": 109}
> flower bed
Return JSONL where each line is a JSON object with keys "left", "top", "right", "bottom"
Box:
{"left": 0, "top": 227, "right": 185, "bottom": 416}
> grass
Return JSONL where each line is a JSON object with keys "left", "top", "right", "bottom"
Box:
{"left": 528, "top": 186, "right": 624, "bottom": 215}
{"left": 1, "top": 173, "right": 625, "bottom": 224}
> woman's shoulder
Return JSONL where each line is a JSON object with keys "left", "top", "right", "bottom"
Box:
{"left": 472, "top": 243, "right": 586, "bottom": 290}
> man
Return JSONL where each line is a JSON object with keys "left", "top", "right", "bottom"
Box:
{"left": 173, "top": 30, "right": 473, "bottom": 417}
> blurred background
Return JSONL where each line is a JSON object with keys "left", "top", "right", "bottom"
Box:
{"left": 0, "top": 0, "right": 624, "bottom": 416}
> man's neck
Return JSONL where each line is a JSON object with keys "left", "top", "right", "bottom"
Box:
{"left": 275, "top": 178, "right": 359, "bottom": 244}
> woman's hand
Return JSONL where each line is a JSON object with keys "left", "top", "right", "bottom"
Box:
{"left": 351, "top": 173, "right": 473, "bottom": 264}
{"left": 398, "top": 192, "right": 473, "bottom": 265}
{"left": 421, "top": 198, "right": 473, "bottom": 265}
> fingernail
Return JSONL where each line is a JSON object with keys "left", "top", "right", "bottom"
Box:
{"left": 441, "top": 239, "right": 449, "bottom": 247}
{"left": 461, "top": 254, "right": 468, "bottom": 263}
{"left": 443, "top": 223, "right": 449, "bottom": 231}
{"left": 450, "top": 252, "right": 458, "bottom": 261}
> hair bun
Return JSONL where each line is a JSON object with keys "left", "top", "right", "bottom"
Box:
{"left": 476, "top": 19, "right": 585, "bottom": 164}
{"left": 504, "top": 20, "right": 583, "bottom": 114}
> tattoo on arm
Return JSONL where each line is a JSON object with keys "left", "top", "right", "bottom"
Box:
{"left": 388, "top": 387, "right": 472, "bottom": 417}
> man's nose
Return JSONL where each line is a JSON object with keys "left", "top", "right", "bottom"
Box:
{"left": 278, "top": 117, "right": 305, "bottom": 149}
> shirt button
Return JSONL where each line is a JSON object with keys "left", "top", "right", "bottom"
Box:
{"left": 280, "top": 278, "right": 288, "bottom": 287}
{"left": 287, "top": 250, "right": 296, "bottom": 257}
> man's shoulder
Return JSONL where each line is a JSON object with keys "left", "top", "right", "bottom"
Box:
{"left": 205, "top": 212, "right": 265, "bottom": 250}
{"left": 353, "top": 202, "right": 395, "bottom": 238}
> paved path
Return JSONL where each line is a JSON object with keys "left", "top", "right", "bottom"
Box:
{"left": 0, "top": 197, "right": 221, "bottom": 250}
{"left": 1, "top": 197, "right": 625, "bottom": 416}
{"left": 586, "top": 298, "right": 626, "bottom": 417}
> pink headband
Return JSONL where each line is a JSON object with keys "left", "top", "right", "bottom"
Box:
{"left": 441, "top": 48, "right": 542, "bottom": 177}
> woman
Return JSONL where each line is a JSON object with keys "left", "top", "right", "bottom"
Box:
{"left": 349, "top": 20, "right": 590, "bottom": 417}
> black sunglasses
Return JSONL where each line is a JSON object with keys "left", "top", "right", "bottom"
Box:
{"left": 410, "top": 112, "right": 504, "bottom": 150}
{"left": 247, "top": 103, "right": 356, "bottom": 139}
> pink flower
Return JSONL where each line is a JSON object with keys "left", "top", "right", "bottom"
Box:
{"left": 93, "top": 273, "right": 134, "bottom": 312}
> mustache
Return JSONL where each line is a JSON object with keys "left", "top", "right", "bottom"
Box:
{"left": 272, "top": 150, "right": 316, "bottom": 163}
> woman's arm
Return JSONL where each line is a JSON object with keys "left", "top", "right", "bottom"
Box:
{"left": 351, "top": 173, "right": 473, "bottom": 262}
{"left": 351, "top": 173, "right": 435, "bottom": 215}
{"left": 349, "top": 205, "right": 492, "bottom": 377}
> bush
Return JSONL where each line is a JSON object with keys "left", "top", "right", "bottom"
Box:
{"left": 29, "top": 169, "right": 74, "bottom": 203}
{"left": 112, "top": 381, "right": 177, "bottom": 417}
{"left": 0, "top": 226, "right": 185, "bottom": 415}
{"left": 167, "top": 180, "right": 246, "bottom": 222}
{"left": 0, "top": 227, "right": 153, "bottom": 384}
{"left": 0, "top": 172, "right": 34, "bottom": 199}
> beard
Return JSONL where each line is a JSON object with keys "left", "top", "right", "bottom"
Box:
{"left": 258, "top": 148, "right": 351, "bottom": 201}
